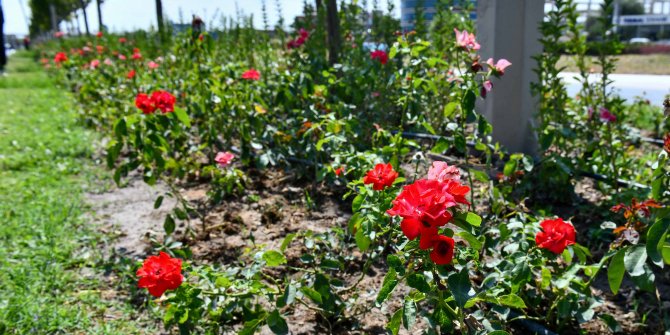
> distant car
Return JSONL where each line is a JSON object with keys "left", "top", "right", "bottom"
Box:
{"left": 629, "top": 37, "right": 651, "bottom": 44}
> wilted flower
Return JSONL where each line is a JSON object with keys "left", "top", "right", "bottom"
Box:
{"left": 599, "top": 107, "right": 617, "bottom": 123}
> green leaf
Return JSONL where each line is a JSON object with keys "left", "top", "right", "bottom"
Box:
{"left": 114, "top": 118, "right": 127, "bottom": 138}
{"left": 387, "top": 309, "right": 402, "bottom": 335}
{"left": 624, "top": 246, "right": 647, "bottom": 277}
{"left": 447, "top": 268, "right": 474, "bottom": 309}
{"left": 461, "top": 89, "right": 476, "bottom": 112}
{"left": 402, "top": 298, "right": 417, "bottom": 330}
{"left": 456, "top": 230, "right": 482, "bottom": 251}
{"left": 608, "top": 249, "right": 626, "bottom": 294}
{"left": 431, "top": 137, "right": 451, "bottom": 154}
{"left": 163, "top": 215, "right": 175, "bottom": 235}
{"left": 352, "top": 193, "right": 364, "bottom": 212}
{"left": 355, "top": 228, "right": 371, "bottom": 252}
{"left": 239, "top": 318, "right": 263, "bottom": 335}
{"left": 267, "top": 310, "right": 289, "bottom": 335}
{"left": 464, "top": 212, "right": 482, "bottom": 227}
{"left": 407, "top": 273, "right": 431, "bottom": 293}
{"left": 277, "top": 283, "right": 296, "bottom": 308}
{"left": 497, "top": 294, "right": 527, "bottom": 309}
{"left": 263, "top": 250, "right": 287, "bottom": 267}
{"left": 280, "top": 233, "right": 296, "bottom": 252}
{"left": 300, "top": 287, "right": 322, "bottom": 305}
{"left": 487, "top": 331, "right": 511, "bottom": 335}
{"left": 647, "top": 218, "right": 670, "bottom": 267}
{"left": 443, "top": 102, "right": 458, "bottom": 118}
{"left": 178, "top": 309, "right": 189, "bottom": 324}
{"left": 422, "top": 121, "right": 436, "bottom": 135}
{"left": 376, "top": 268, "right": 398, "bottom": 305}
{"left": 173, "top": 107, "right": 191, "bottom": 127}
{"left": 503, "top": 159, "right": 518, "bottom": 177}
{"left": 154, "top": 195, "right": 164, "bottom": 209}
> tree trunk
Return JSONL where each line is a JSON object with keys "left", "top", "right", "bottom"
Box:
{"left": 325, "top": 0, "right": 340, "bottom": 64}
{"left": 79, "top": 0, "right": 90, "bottom": 36}
{"left": 155, "top": 0, "right": 165, "bottom": 40}
{"left": 0, "top": 3, "right": 6, "bottom": 72}
{"left": 96, "top": 0, "right": 103, "bottom": 31}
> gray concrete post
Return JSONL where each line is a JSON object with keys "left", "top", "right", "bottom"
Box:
{"left": 476, "top": 0, "right": 543, "bottom": 155}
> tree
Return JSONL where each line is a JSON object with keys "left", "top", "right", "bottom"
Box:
{"left": 79, "top": 0, "right": 90, "bottom": 35}
{"left": 155, "top": 0, "right": 165, "bottom": 40}
{"left": 413, "top": 0, "right": 427, "bottom": 38}
{"left": 28, "top": 0, "right": 90, "bottom": 36}
{"left": 96, "top": 0, "right": 103, "bottom": 31}
{"left": 0, "top": 2, "right": 6, "bottom": 73}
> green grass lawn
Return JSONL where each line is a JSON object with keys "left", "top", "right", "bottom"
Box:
{"left": 0, "top": 52, "right": 156, "bottom": 334}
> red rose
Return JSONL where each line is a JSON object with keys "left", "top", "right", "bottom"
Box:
{"left": 132, "top": 52, "right": 142, "bottom": 60}
{"left": 535, "top": 218, "right": 576, "bottom": 254}
{"left": 96, "top": 31, "right": 103, "bottom": 38}
{"left": 54, "top": 52, "right": 68, "bottom": 63}
{"left": 151, "top": 90, "right": 176, "bottom": 113}
{"left": 664, "top": 134, "right": 670, "bottom": 154}
{"left": 137, "top": 252, "right": 183, "bottom": 297}
{"left": 334, "top": 166, "right": 344, "bottom": 176}
{"left": 370, "top": 50, "right": 389, "bottom": 65}
{"left": 127, "top": 69, "right": 136, "bottom": 79}
{"left": 135, "top": 93, "right": 156, "bottom": 114}
{"left": 119, "top": 37, "right": 127, "bottom": 43}
{"left": 242, "top": 68, "right": 261, "bottom": 81}
{"left": 363, "top": 163, "right": 398, "bottom": 190}
{"left": 430, "top": 235, "right": 455, "bottom": 265}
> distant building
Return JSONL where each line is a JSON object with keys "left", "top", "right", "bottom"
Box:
{"left": 400, "top": 0, "right": 476, "bottom": 31}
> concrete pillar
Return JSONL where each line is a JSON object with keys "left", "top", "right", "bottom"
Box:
{"left": 476, "top": 0, "right": 543, "bottom": 155}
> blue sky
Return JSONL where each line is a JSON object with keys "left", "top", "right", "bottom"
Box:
{"left": 3, "top": 0, "right": 402, "bottom": 36}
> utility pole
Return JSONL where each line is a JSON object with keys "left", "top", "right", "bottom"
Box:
{"left": 325, "top": 0, "right": 341, "bottom": 64}
{"left": 96, "top": 0, "right": 103, "bottom": 31}
{"left": 49, "top": 4, "right": 58, "bottom": 32}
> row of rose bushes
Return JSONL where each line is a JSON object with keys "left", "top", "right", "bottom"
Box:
{"left": 40, "top": 8, "right": 670, "bottom": 333}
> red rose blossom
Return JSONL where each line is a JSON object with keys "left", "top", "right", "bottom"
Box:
{"left": 363, "top": 163, "right": 398, "bottom": 190}
{"left": 664, "top": 134, "right": 670, "bottom": 154}
{"left": 135, "top": 93, "right": 156, "bottom": 114}
{"left": 127, "top": 69, "right": 136, "bottom": 79}
{"left": 119, "top": 37, "right": 127, "bottom": 43}
{"left": 96, "top": 31, "right": 103, "bottom": 38}
{"left": 151, "top": 90, "right": 176, "bottom": 113}
{"left": 137, "top": 252, "right": 183, "bottom": 297}
{"left": 429, "top": 235, "right": 455, "bottom": 265}
{"left": 387, "top": 178, "right": 470, "bottom": 237}
{"left": 334, "top": 166, "right": 344, "bottom": 176}
{"left": 370, "top": 50, "right": 389, "bottom": 65}
{"left": 242, "top": 68, "right": 261, "bottom": 81}
{"left": 535, "top": 218, "right": 576, "bottom": 254}
{"left": 54, "top": 52, "right": 68, "bottom": 63}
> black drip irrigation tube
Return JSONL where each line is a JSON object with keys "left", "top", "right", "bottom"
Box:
{"left": 395, "top": 131, "right": 651, "bottom": 190}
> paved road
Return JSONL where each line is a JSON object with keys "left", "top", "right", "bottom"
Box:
{"left": 560, "top": 72, "right": 670, "bottom": 106}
